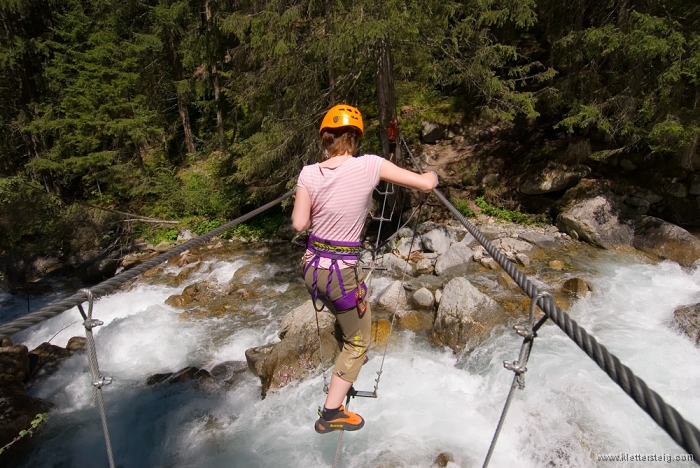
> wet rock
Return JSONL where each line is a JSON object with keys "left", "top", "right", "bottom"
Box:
{"left": 430, "top": 277, "right": 507, "bottom": 353}
{"left": 278, "top": 300, "right": 334, "bottom": 339}
{"left": 411, "top": 287, "right": 435, "bottom": 309}
{"left": 518, "top": 232, "right": 558, "bottom": 248}
{"left": 515, "top": 253, "right": 531, "bottom": 266}
{"left": 0, "top": 345, "right": 30, "bottom": 382}
{"left": 378, "top": 281, "right": 408, "bottom": 310}
{"left": 633, "top": 216, "right": 700, "bottom": 267}
{"left": 65, "top": 337, "right": 86, "bottom": 353}
{"left": 165, "top": 294, "right": 191, "bottom": 307}
{"left": 496, "top": 272, "right": 517, "bottom": 290}
{"left": 562, "top": 278, "right": 591, "bottom": 298}
{"left": 480, "top": 258, "right": 499, "bottom": 270}
{"left": 549, "top": 260, "right": 565, "bottom": 271}
{"left": 422, "top": 227, "right": 456, "bottom": 255}
{"left": 245, "top": 301, "right": 339, "bottom": 398}
{"left": 28, "top": 343, "right": 72, "bottom": 379}
{"left": 433, "top": 452, "right": 455, "bottom": 467}
{"left": 142, "top": 266, "right": 164, "bottom": 279}
{"left": 434, "top": 244, "right": 473, "bottom": 276}
{"left": 519, "top": 162, "right": 591, "bottom": 195}
{"left": 209, "top": 361, "right": 248, "bottom": 386}
{"left": 396, "top": 310, "right": 434, "bottom": 332}
{"left": 121, "top": 250, "right": 158, "bottom": 270}
{"left": 371, "top": 319, "right": 392, "bottom": 348}
{"left": 673, "top": 303, "right": 700, "bottom": 344}
{"left": 146, "top": 373, "right": 173, "bottom": 386}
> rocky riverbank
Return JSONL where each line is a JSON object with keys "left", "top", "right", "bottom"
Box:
{"left": 3, "top": 192, "right": 700, "bottom": 451}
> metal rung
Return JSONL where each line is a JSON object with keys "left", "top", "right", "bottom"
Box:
{"left": 371, "top": 215, "right": 394, "bottom": 222}
{"left": 352, "top": 390, "right": 377, "bottom": 398}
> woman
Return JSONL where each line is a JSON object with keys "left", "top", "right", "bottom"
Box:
{"left": 292, "top": 104, "right": 438, "bottom": 434}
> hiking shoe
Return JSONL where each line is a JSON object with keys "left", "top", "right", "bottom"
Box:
{"left": 314, "top": 405, "right": 365, "bottom": 434}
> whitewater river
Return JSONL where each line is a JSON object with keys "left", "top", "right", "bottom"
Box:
{"left": 1, "top": 241, "right": 699, "bottom": 467}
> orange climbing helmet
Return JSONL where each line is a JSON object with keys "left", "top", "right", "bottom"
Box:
{"left": 319, "top": 104, "right": 364, "bottom": 137}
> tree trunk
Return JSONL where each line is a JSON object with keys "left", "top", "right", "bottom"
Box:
{"left": 325, "top": 0, "right": 335, "bottom": 104}
{"left": 205, "top": 0, "right": 226, "bottom": 152}
{"left": 168, "top": 31, "right": 196, "bottom": 154}
{"left": 617, "top": 0, "right": 630, "bottom": 31}
{"left": 375, "top": 36, "right": 397, "bottom": 161}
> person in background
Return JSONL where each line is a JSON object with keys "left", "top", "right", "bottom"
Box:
{"left": 292, "top": 104, "right": 438, "bottom": 434}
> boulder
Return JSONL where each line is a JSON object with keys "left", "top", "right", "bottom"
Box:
{"left": 278, "top": 300, "right": 334, "bottom": 339}
{"left": 673, "top": 304, "right": 700, "bottom": 344}
{"left": 633, "top": 216, "right": 700, "bottom": 267}
{"left": 562, "top": 278, "right": 591, "bottom": 298}
{"left": 394, "top": 236, "right": 422, "bottom": 258}
{"left": 434, "top": 244, "right": 474, "bottom": 276}
{"left": 555, "top": 184, "right": 633, "bottom": 249}
{"left": 411, "top": 288, "right": 435, "bottom": 309}
{"left": 28, "top": 343, "right": 72, "bottom": 379}
{"left": 421, "top": 121, "right": 445, "bottom": 144}
{"left": 430, "top": 277, "right": 507, "bottom": 353}
{"left": 519, "top": 162, "right": 591, "bottom": 195}
{"left": 518, "top": 232, "right": 558, "bottom": 248}
{"left": 378, "top": 281, "right": 408, "bottom": 310}
{"left": 245, "top": 301, "right": 339, "bottom": 398}
{"left": 492, "top": 237, "right": 534, "bottom": 255}
{"left": 378, "top": 253, "right": 414, "bottom": 276}
{"left": 422, "top": 226, "right": 456, "bottom": 255}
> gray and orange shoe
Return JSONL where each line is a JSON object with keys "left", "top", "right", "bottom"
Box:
{"left": 314, "top": 405, "right": 365, "bottom": 434}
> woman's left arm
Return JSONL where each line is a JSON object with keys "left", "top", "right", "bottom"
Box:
{"left": 291, "top": 186, "right": 312, "bottom": 232}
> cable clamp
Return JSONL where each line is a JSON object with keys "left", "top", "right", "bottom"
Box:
{"left": 83, "top": 319, "right": 104, "bottom": 330}
{"left": 93, "top": 376, "right": 113, "bottom": 388}
{"left": 513, "top": 324, "right": 534, "bottom": 339}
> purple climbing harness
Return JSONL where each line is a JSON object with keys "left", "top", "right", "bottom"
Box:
{"left": 303, "top": 233, "right": 368, "bottom": 314}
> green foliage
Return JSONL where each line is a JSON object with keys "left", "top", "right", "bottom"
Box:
{"left": 452, "top": 198, "right": 475, "bottom": 218}
{"left": 475, "top": 196, "right": 544, "bottom": 225}
{"left": 0, "top": 413, "right": 48, "bottom": 455}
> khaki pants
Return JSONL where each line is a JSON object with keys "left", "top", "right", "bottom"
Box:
{"left": 303, "top": 265, "right": 371, "bottom": 383}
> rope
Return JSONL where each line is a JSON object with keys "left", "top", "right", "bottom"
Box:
{"left": 482, "top": 293, "right": 551, "bottom": 468}
{"left": 401, "top": 138, "right": 700, "bottom": 463}
{"left": 76, "top": 289, "right": 115, "bottom": 468}
{"left": 370, "top": 196, "right": 427, "bottom": 396}
{"left": 0, "top": 189, "right": 296, "bottom": 340}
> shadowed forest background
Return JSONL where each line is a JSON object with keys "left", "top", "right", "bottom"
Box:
{"left": 1, "top": 0, "right": 699, "bottom": 282}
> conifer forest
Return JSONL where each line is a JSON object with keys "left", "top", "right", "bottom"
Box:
{"left": 1, "top": 0, "right": 699, "bottom": 271}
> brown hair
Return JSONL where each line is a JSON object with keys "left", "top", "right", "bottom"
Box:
{"left": 320, "top": 127, "right": 361, "bottom": 159}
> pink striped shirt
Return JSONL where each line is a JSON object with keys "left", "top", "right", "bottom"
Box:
{"left": 297, "top": 154, "right": 384, "bottom": 268}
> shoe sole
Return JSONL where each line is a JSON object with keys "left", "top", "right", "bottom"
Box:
{"left": 315, "top": 418, "right": 365, "bottom": 434}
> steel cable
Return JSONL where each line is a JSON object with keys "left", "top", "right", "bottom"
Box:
{"left": 402, "top": 138, "right": 700, "bottom": 463}
{"left": 0, "top": 189, "right": 295, "bottom": 339}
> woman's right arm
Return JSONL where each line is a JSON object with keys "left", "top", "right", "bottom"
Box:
{"left": 291, "top": 186, "right": 312, "bottom": 232}
{"left": 379, "top": 160, "right": 438, "bottom": 192}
